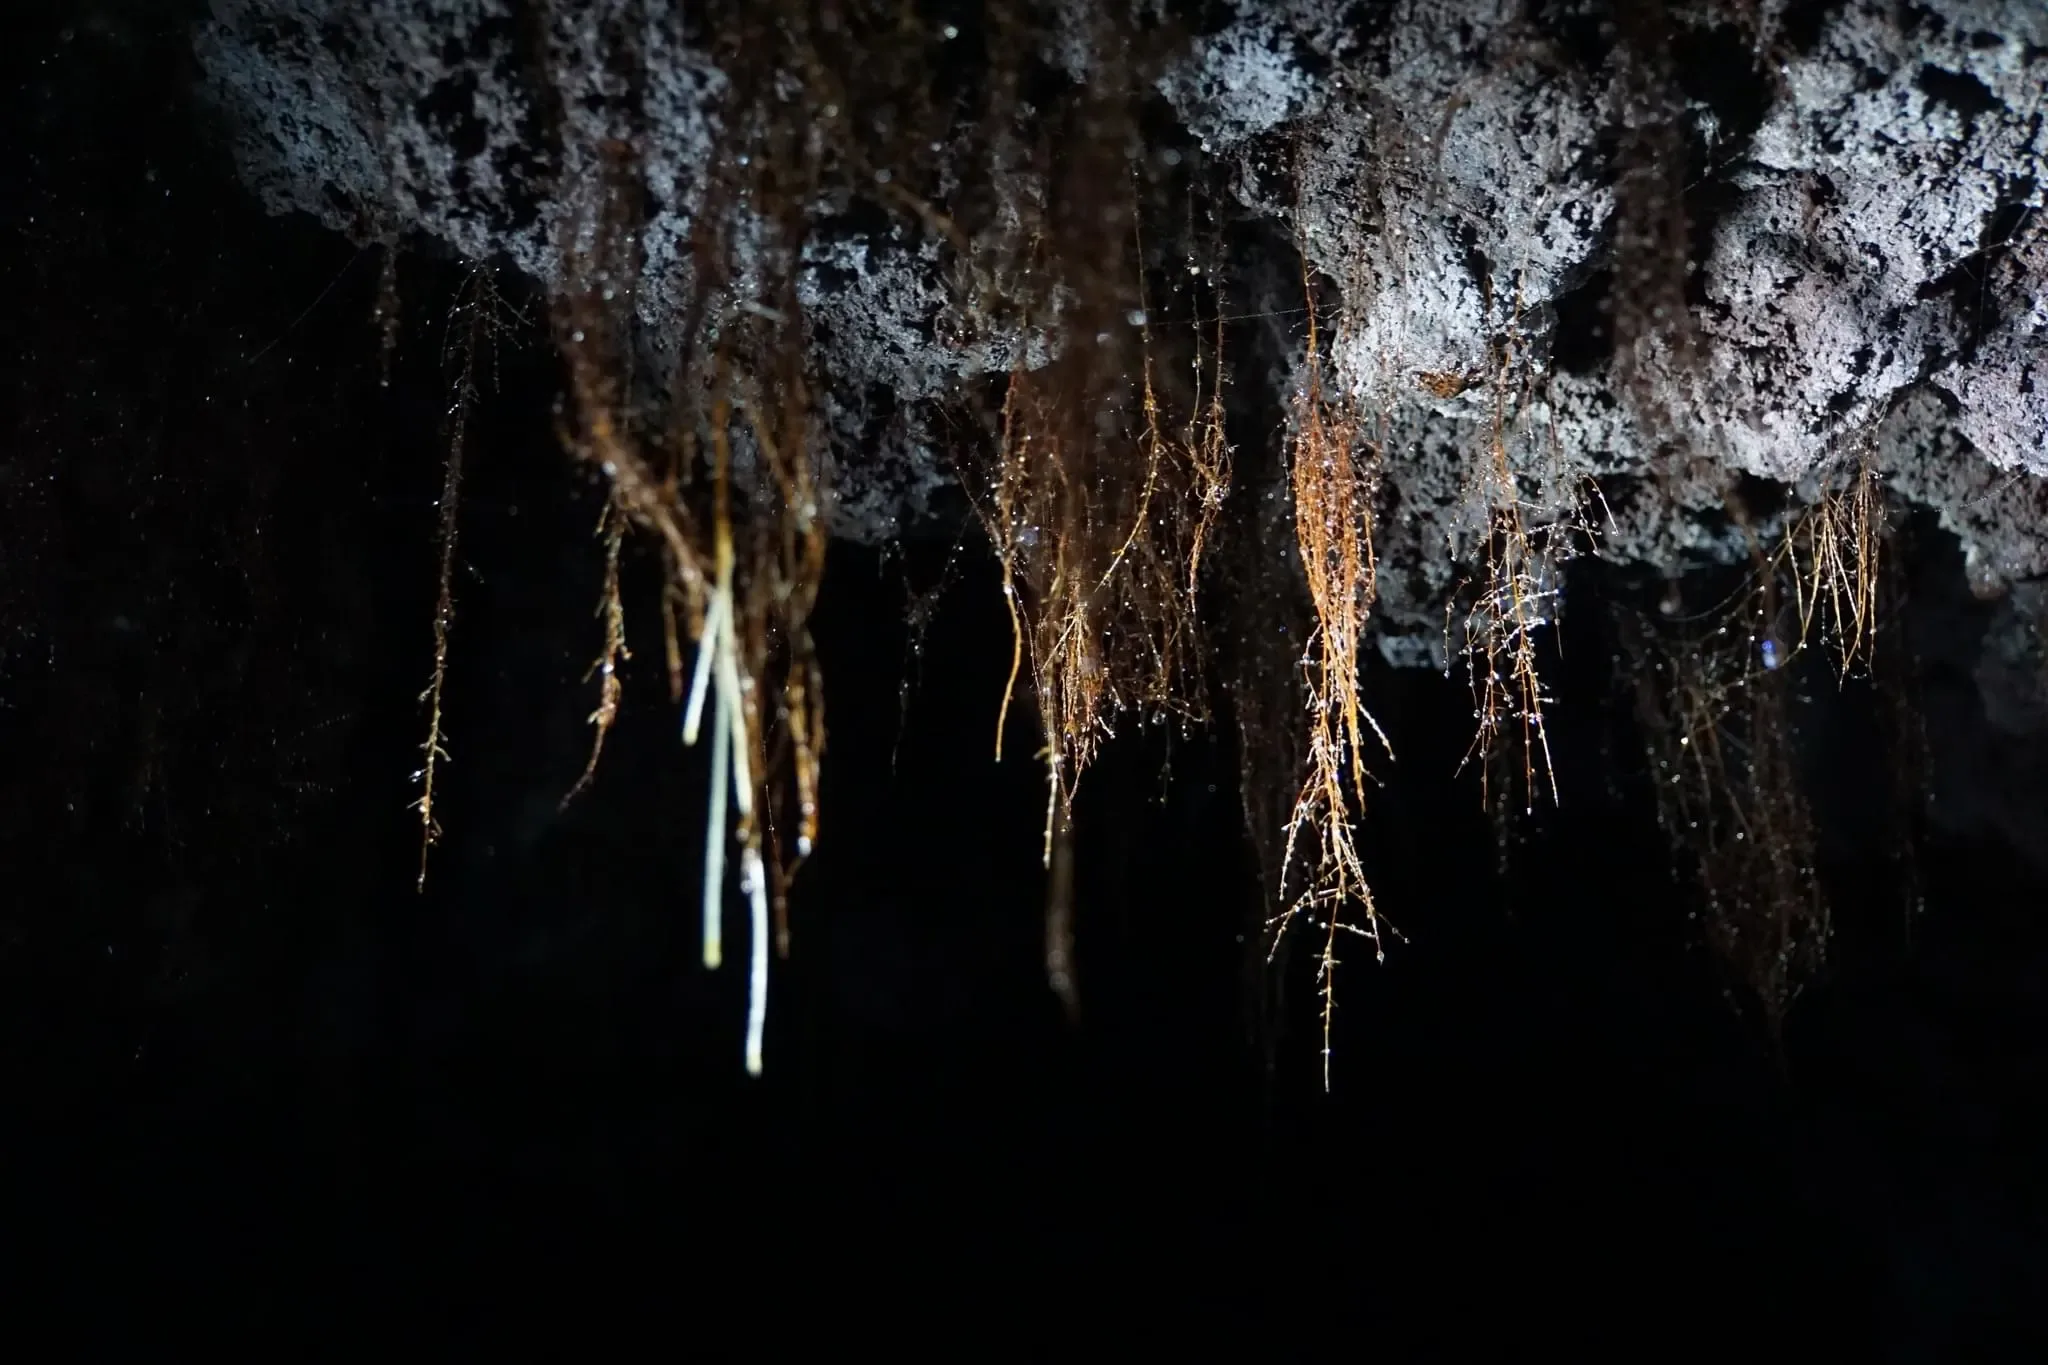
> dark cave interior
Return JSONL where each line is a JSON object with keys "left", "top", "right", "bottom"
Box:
{"left": 3, "top": 2, "right": 2045, "bottom": 1354}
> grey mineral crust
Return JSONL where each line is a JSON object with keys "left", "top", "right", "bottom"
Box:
{"left": 199, "top": 0, "right": 2046, "bottom": 647}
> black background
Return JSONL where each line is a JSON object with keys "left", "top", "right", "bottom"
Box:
{"left": 4, "top": 4, "right": 2044, "bottom": 1355}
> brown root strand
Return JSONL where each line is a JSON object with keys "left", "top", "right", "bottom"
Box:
{"left": 412, "top": 272, "right": 487, "bottom": 893}
{"left": 561, "top": 496, "right": 630, "bottom": 810}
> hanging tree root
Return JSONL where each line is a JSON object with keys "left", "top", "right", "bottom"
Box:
{"left": 562, "top": 495, "right": 630, "bottom": 811}
{"left": 1626, "top": 601, "right": 1829, "bottom": 1036}
{"left": 1272, "top": 252, "right": 1397, "bottom": 1092}
{"left": 548, "top": 95, "right": 830, "bottom": 1074}
{"left": 1776, "top": 447, "right": 1885, "bottom": 677}
{"left": 1445, "top": 273, "right": 1606, "bottom": 816}
{"left": 411, "top": 265, "right": 512, "bottom": 892}
{"left": 1625, "top": 451, "right": 1890, "bottom": 1034}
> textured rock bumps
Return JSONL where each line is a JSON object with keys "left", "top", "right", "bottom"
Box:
{"left": 199, "top": 0, "right": 2045, "bottom": 644}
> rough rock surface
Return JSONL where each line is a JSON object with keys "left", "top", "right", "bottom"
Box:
{"left": 198, "top": 0, "right": 2046, "bottom": 654}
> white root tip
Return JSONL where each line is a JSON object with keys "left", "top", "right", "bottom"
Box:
{"left": 701, "top": 669, "right": 730, "bottom": 972}
{"left": 681, "top": 586, "right": 729, "bottom": 746}
{"left": 743, "top": 846, "right": 769, "bottom": 1077}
